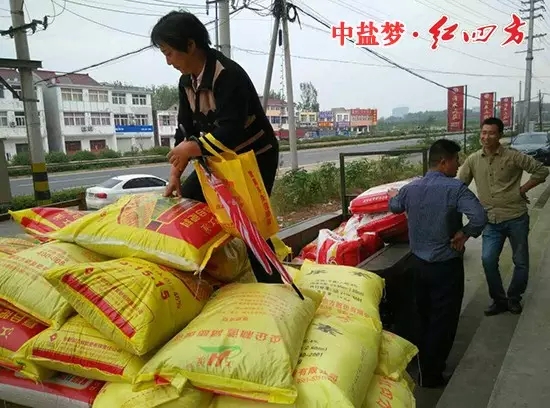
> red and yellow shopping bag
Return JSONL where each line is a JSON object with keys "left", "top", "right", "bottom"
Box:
{"left": 194, "top": 133, "right": 279, "bottom": 239}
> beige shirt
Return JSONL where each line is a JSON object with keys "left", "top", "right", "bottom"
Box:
{"left": 458, "top": 145, "right": 549, "bottom": 223}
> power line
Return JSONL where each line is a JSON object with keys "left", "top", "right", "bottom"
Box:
{"left": 233, "top": 45, "right": 550, "bottom": 78}
{"left": 35, "top": 4, "right": 248, "bottom": 83}
{"left": 292, "top": 3, "right": 485, "bottom": 100}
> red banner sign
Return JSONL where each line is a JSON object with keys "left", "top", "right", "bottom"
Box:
{"left": 500, "top": 97, "right": 513, "bottom": 127}
{"left": 447, "top": 86, "right": 465, "bottom": 132}
{"left": 480, "top": 92, "right": 495, "bottom": 123}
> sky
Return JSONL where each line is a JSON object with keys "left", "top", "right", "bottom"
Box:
{"left": 1, "top": 0, "right": 549, "bottom": 118}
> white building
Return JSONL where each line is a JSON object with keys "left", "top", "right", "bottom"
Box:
{"left": 104, "top": 83, "right": 154, "bottom": 152}
{"left": 39, "top": 71, "right": 117, "bottom": 154}
{"left": 0, "top": 69, "right": 48, "bottom": 160}
{"left": 156, "top": 103, "right": 179, "bottom": 148}
{"left": 39, "top": 72, "right": 154, "bottom": 155}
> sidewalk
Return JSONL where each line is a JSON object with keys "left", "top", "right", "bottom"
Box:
{"left": 430, "top": 173, "right": 550, "bottom": 408}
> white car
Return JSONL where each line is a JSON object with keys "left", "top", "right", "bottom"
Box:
{"left": 85, "top": 174, "right": 168, "bottom": 210}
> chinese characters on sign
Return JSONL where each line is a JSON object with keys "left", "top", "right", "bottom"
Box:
{"left": 331, "top": 14, "right": 525, "bottom": 49}
{"left": 480, "top": 92, "right": 496, "bottom": 124}
{"left": 350, "top": 109, "right": 378, "bottom": 127}
{"left": 447, "top": 86, "right": 465, "bottom": 133}
{"left": 499, "top": 97, "right": 513, "bottom": 127}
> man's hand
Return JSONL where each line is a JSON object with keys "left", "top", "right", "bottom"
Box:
{"left": 164, "top": 168, "right": 182, "bottom": 198}
{"left": 519, "top": 186, "right": 530, "bottom": 204}
{"left": 387, "top": 188, "right": 399, "bottom": 198}
{"left": 450, "top": 231, "right": 469, "bottom": 252}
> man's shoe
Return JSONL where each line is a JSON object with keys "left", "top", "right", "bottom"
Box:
{"left": 419, "top": 374, "right": 449, "bottom": 388}
{"left": 508, "top": 299, "right": 523, "bottom": 315}
{"left": 484, "top": 301, "right": 508, "bottom": 316}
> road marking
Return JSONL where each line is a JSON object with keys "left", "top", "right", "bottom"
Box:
{"left": 15, "top": 175, "right": 111, "bottom": 187}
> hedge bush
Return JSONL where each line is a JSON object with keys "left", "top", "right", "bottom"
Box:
{"left": 0, "top": 187, "right": 86, "bottom": 214}
{"left": 46, "top": 151, "right": 70, "bottom": 163}
{"left": 271, "top": 155, "right": 422, "bottom": 214}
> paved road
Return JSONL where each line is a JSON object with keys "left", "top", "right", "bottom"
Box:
{"left": 9, "top": 134, "right": 467, "bottom": 196}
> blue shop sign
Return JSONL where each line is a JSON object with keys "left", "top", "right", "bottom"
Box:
{"left": 116, "top": 125, "right": 154, "bottom": 133}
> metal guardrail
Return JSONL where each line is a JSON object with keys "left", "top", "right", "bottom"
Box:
{"left": 8, "top": 155, "right": 167, "bottom": 171}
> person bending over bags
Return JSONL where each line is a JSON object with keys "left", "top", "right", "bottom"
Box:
{"left": 150, "top": 11, "right": 282, "bottom": 284}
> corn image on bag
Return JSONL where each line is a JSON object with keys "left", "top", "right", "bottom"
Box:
{"left": 362, "top": 375, "right": 416, "bottom": 408}
{"left": 205, "top": 237, "right": 251, "bottom": 283}
{"left": 135, "top": 283, "right": 322, "bottom": 404}
{"left": 10, "top": 207, "right": 87, "bottom": 236}
{"left": 296, "top": 261, "right": 385, "bottom": 323}
{"left": 0, "top": 303, "right": 53, "bottom": 382}
{"left": 0, "top": 241, "right": 108, "bottom": 327}
{"left": 93, "top": 382, "right": 213, "bottom": 408}
{"left": 15, "top": 315, "right": 148, "bottom": 383}
{"left": 0, "top": 237, "right": 40, "bottom": 256}
{"left": 44, "top": 257, "right": 214, "bottom": 355}
{"left": 48, "top": 194, "right": 230, "bottom": 272}
{"left": 376, "top": 330, "right": 418, "bottom": 380}
{"left": 291, "top": 311, "right": 381, "bottom": 408}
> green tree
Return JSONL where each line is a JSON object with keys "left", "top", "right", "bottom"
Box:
{"left": 298, "top": 82, "right": 319, "bottom": 112}
{"left": 269, "top": 89, "right": 284, "bottom": 100}
{"left": 151, "top": 85, "right": 179, "bottom": 110}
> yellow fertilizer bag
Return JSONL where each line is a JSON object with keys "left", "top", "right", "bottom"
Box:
{"left": 93, "top": 382, "right": 213, "bottom": 408}
{"left": 0, "top": 241, "right": 108, "bottom": 327}
{"left": 135, "top": 283, "right": 322, "bottom": 404}
{"left": 0, "top": 302, "right": 54, "bottom": 382}
{"left": 44, "top": 257, "right": 214, "bottom": 356}
{"left": 10, "top": 207, "right": 87, "bottom": 237}
{"left": 0, "top": 237, "right": 40, "bottom": 256}
{"left": 376, "top": 330, "right": 418, "bottom": 380}
{"left": 362, "top": 375, "right": 416, "bottom": 408}
{"left": 296, "top": 261, "right": 385, "bottom": 323}
{"left": 14, "top": 315, "right": 148, "bottom": 383}
{"left": 291, "top": 310, "right": 381, "bottom": 408}
{"left": 47, "top": 194, "right": 229, "bottom": 272}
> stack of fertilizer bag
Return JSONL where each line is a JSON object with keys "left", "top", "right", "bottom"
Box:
{"left": 294, "top": 178, "right": 418, "bottom": 267}
{"left": 0, "top": 194, "right": 418, "bottom": 408}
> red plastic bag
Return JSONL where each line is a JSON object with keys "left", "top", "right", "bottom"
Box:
{"left": 352, "top": 213, "right": 408, "bottom": 241}
{"left": 350, "top": 179, "right": 418, "bottom": 214}
{"left": 316, "top": 229, "right": 364, "bottom": 266}
{"left": 315, "top": 228, "right": 384, "bottom": 267}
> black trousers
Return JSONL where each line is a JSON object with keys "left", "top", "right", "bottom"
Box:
{"left": 409, "top": 254, "right": 464, "bottom": 382}
{"left": 180, "top": 146, "right": 283, "bottom": 284}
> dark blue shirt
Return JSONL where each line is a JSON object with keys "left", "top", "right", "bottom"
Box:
{"left": 389, "top": 171, "right": 487, "bottom": 263}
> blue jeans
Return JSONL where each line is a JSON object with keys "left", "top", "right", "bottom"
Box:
{"left": 481, "top": 213, "right": 530, "bottom": 303}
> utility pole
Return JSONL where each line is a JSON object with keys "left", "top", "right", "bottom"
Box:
{"left": 10, "top": 0, "right": 50, "bottom": 203}
{"left": 518, "top": 0, "right": 546, "bottom": 132}
{"left": 538, "top": 90, "right": 543, "bottom": 131}
{"left": 205, "top": 1, "right": 220, "bottom": 50}
{"left": 218, "top": 0, "right": 231, "bottom": 58}
{"left": 263, "top": 0, "right": 298, "bottom": 169}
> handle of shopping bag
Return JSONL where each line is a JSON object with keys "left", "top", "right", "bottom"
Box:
{"left": 202, "top": 133, "right": 239, "bottom": 158}
{"left": 188, "top": 136, "right": 213, "bottom": 176}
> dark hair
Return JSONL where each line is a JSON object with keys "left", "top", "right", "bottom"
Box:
{"left": 481, "top": 117, "right": 504, "bottom": 134}
{"left": 151, "top": 11, "right": 211, "bottom": 52}
{"left": 428, "top": 139, "right": 461, "bottom": 167}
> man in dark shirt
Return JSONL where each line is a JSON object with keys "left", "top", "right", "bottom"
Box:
{"left": 388, "top": 139, "right": 487, "bottom": 388}
{"left": 150, "top": 11, "right": 282, "bottom": 283}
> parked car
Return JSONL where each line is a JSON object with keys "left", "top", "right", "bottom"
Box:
{"left": 510, "top": 132, "right": 550, "bottom": 165}
{"left": 85, "top": 174, "right": 168, "bottom": 210}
